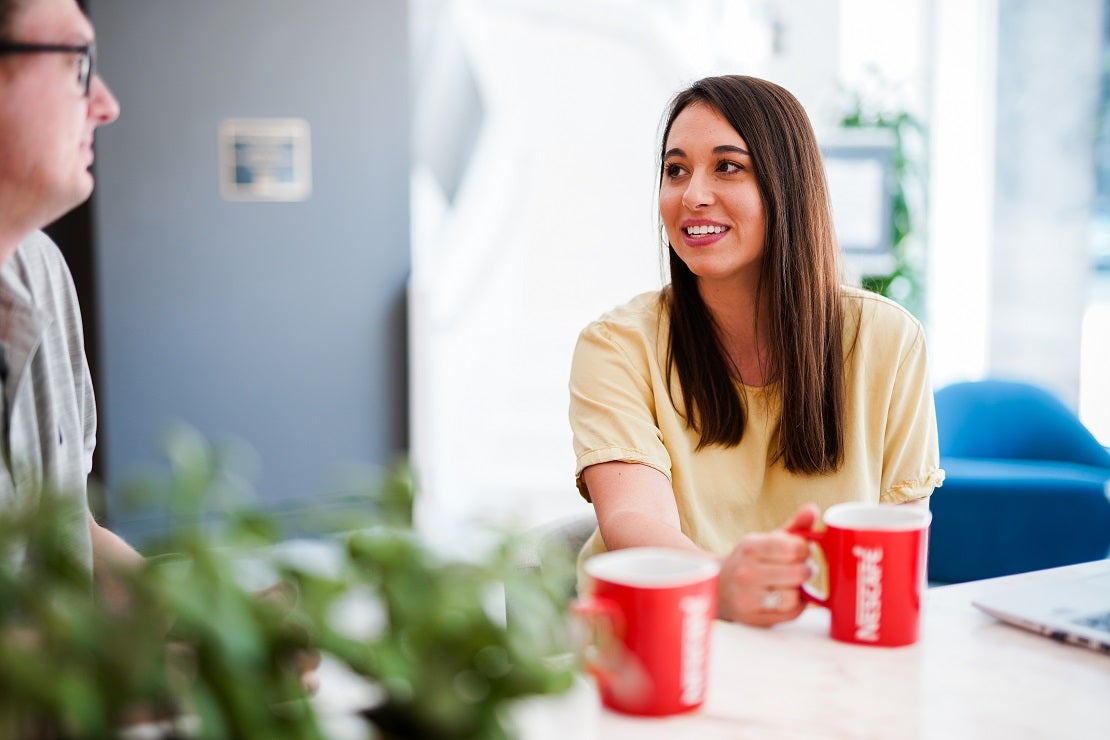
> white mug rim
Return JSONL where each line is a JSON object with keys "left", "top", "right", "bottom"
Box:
{"left": 585, "top": 547, "right": 721, "bottom": 589}
{"left": 823, "top": 502, "right": 932, "bottom": 532}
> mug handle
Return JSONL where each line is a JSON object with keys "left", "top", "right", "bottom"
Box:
{"left": 570, "top": 596, "right": 624, "bottom": 679}
{"left": 570, "top": 597, "right": 651, "bottom": 706}
{"left": 790, "top": 527, "right": 829, "bottom": 608}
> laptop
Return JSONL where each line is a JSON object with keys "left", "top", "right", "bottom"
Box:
{"left": 971, "top": 561, "right": 1110, "bottom": 655}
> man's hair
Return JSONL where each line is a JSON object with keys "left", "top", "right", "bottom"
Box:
{"left": 658, "top": 75, "right": 848, "bottom": 475}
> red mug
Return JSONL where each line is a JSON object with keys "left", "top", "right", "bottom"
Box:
{"left": 574, "top": 547, "right": 720, "bottom": 716}
{"left": 797, "top": 502, "right": 931, "bottom": 647}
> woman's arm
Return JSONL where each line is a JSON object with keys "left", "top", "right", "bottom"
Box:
{"left": 583, "top": 460, "right": 816, "bottom": 626}
{"left": 583, "top": 461, "right": 700, "bottom": 552}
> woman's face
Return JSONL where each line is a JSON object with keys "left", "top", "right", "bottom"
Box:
{"left": 659, "top": 102, "right": 766, "bottom": 290}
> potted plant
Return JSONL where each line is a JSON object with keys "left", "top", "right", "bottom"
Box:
{"left": 0, "top": 425, "right": 577, "bottom": 738}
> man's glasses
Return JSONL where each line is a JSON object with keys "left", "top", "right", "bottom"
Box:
{"left": 0, "top": 41, "right": 95, "bottom": 96}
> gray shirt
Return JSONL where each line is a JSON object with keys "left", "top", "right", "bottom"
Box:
{"left": 0, "top": 231, "right": 96, "bottom": 575}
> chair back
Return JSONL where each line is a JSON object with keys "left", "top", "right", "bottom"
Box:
{"left": 935, "top": 380, "right": 1110, "bottom": 468}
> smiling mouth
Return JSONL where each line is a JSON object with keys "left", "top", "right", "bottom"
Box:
{"left": 685, "top": 225, "right": 728, "bottom": 236}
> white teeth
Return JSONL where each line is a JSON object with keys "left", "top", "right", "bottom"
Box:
{"left": 686, "top": 225, "right": 727, "bottom": 236}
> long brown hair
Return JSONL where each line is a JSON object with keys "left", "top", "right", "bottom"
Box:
{"left": 660, "top": 75, "right": 845, "bottom": 474}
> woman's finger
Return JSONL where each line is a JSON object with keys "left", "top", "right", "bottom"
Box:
{"left": 754, "top": 561, "right": 811, "bottom": 588}
{"left": 742, "top": 595, "right": 806, "bottom": 627}
{"left": 739, "top": 532, "right": 809, "bottom": 563}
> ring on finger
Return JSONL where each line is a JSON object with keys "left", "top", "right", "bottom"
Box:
{"left": 760, "top": 589, "right": 784, "bottom": 611}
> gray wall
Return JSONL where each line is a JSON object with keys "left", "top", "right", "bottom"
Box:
{"left": 90, "top": 0, "right": 409, "bottom": 540}
{"left": 989, "top": 0, "right": 1103, "bottom": 404}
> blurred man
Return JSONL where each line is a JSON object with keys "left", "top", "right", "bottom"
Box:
{"left": 0, "top": 0, "right": 141, "bottom": 598}
{"left": 1, "top": 2, "right": 322, "bottom": 691}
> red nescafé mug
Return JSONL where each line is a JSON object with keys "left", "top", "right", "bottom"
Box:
{"left": 797, "top": 502, "right": 932, "bottom": 647}
{"left": 573, "top": 547, "right": 720, "bottom": 716}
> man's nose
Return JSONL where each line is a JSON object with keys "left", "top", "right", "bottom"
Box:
{"left": 89, "top": 75, "right": 120, "bottom": 125}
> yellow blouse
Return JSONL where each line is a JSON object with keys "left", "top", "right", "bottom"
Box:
{"left": 569, "top": 286, "right": 945, "bottom": 562}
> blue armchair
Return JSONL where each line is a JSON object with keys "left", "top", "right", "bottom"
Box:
{"left": 928, "top": 379, "right": 1110, "bottom": 583}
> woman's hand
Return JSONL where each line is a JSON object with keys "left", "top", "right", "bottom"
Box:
{"left": 716, "top": 503, "right": 819, "bottom": 626}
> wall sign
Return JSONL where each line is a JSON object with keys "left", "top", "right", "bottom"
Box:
{"left": 219, "top": 118, "right": 312, "bottom": 201}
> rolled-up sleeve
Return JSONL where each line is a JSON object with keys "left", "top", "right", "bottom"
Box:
{"left": 879, "top": 323, "right": 945, "bottom": 503}
{"left": 569, "top": 320, "right": 672, "bottom": 501}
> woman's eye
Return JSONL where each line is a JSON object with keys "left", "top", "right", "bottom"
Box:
{"left": 718, "top": 160, "right": 744, "bottom": 174}
{"left": 664, "top": 163, "right": 686, "bottom": 179}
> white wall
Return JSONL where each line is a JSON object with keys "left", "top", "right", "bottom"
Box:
{"left": 928, "top": 0, "right": 1105, "bottom": 412}
{"left": 927, "top": 0, "right": 997, "bottom": 387}
{"left": 410, "top": 0, "right": 1110, "bottom": 554}
{"left": 409, "top": 0, "right": 849, "bottom": 552}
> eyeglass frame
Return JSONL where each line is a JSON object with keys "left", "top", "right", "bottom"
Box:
{"left": 0, "top": 41, "right": 95, "bottom": 96}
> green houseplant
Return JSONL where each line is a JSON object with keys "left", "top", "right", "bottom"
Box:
{"left": 0, "top": 425, "right": 576, "bottom": 738}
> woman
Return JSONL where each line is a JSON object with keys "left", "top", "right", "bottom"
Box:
{"left": 569, "top": 75, "right": 943, "bottom": 626}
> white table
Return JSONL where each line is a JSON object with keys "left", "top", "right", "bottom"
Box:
{"left": 597, "top": 560, "right": 1110, "bottom": 739}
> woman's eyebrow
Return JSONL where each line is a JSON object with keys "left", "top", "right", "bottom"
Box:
{"left": 714, "top": 144, "right": 750, "bottom": 157}
{"left": 663, "top": 145, "right": 751, "bottom": 159}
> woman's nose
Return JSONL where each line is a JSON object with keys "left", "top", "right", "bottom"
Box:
{"left": 681, "top": 172, "right": 713, "bottom": 209}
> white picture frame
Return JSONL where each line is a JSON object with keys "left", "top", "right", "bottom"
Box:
{"left": 218, "top": 118, "right": 312, "bottom": 202}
